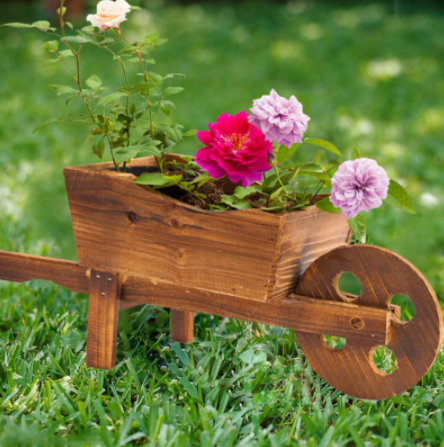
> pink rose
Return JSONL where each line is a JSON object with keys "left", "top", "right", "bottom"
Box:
{"left": 87, "top": 0, "right": 132, "bottom": 32}
{"left": 195, "top": 111, "right": 273, "bottom": 187}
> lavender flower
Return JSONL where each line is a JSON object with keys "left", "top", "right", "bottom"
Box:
{"left": 330, "top": 158, "right": 389, "bottom": 218}
{"left": 249, "top": 89, "right": 310, "bottom": 148}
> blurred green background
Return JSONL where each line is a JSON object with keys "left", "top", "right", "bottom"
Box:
{"left": 1, "top": 0, "right": 444, "bottom": 299}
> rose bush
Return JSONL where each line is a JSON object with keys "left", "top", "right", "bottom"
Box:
{"left": 2, "top": 0, "right": 416, "bottom": 242}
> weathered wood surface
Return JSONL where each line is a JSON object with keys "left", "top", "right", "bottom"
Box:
{"left": 87, "top": 270, "right": 121, "bottom": 369}
{"left": 171, "top": 310, "right": 195, "bottom": 344}
{"left": 64, "top": 155, "right": 350, "bottom": 302}
{"left": 0, "top": 250, "right": 89, "bottom": 294}
{"left": 119, "top": 276, "right": 390, "bottom": 344}
{"left": 295, "top": 245, "right": 443, "bottom": 400}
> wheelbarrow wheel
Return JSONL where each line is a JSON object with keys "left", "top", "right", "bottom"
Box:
{"left": 294, "top": 245, "right": 442, "bottom": 400}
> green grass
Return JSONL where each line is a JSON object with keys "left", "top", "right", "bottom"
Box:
{"left": 1, "top": 1, "right": 444, "bottom": 445}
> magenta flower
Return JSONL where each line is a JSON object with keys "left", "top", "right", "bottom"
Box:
{"left": 195, "top": 111, "right": 273, "bottom": 187}
{"left": 249, "top": 89, "right": 310, "bottom": 148}
{"left": 330, "top": 158, "right": 390, "bottom": 218}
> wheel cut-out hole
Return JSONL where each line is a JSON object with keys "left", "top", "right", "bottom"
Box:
{"left": 390, "top": 294, "right": 415, "bottom": 322}
{"left": 337, "top": 272, "right": 362, "bottom": 301}
{"left": 372, "top": 345, "right": 397, "bottom": 375}
{"left": 322, "top": 334, "right": 346, "bottom": 350}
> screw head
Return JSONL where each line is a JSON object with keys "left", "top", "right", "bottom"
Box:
{"left": 351, "top": 317, "right": 364, "bottom": 330}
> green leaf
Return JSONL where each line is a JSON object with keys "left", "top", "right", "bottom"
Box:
{"left": 133, "top": 173, "right": 172, "bottom": 187}
{"left": 261, "top": 174, "right": 278, "bottom": 189}
{"left": 385, "top": 180, "right": 416, "bottom": 214}
{"left": 298, "top": 163, "right": 332, "bottom": 187}
{"left": 59, "top": 50, "right": 74, "bottom": 59}
{"left": 113, "top": 147, "right": 140, "bottom": 165}
{"left": 96, "top": 37, "right": 116, "bottom": 46}
{"left": 61, "top": 35, "right": 90, "bottom": 44}
{"left": 164, "top": 175, "right": 183, "bottom": 183}
{"left": 269, "top": 186, "right": 285, "bottom": 202}
{"left": 183, "top": 129, "right": 197, "bottom": 137}
{"left": 277, "top": 144, "right": 298, "bottom": 164}
{"left": 42, "top": 40, "right": 59, "bottom": 52}
{"left": 171, "top": 343, "right": 190, "bottom": 366}
{"left": 348, "top": 215, "right": 366, "bottom": 244}
{"left": 50, "top": 85, "right": 78, "bottom": 96}
{"left": 234, "top": 186, "right": 260, "bottom": 200}
{"left": 160, "top": 103, "right": 171, "bottom": 116}
{"left": 137, "top": 146, "right": 162, "bottom": 158}
{"left": 220, "top": 195, "right": 235, "bottom": 207}
{"left": 33, "top": 118, "right": 63, "bottom": 133}
{"left": 42, "top": 59, "right": 59, "bottom": 68}
{"left": 304, "top": 138, "right": 342, "bottom": 156}
{"left": 92, "top": 141, "right": 105, "bottom": 159}
{"left": 1, "top": 23, "right": 34, "bottom": 28}
{"left": 231, "top": 199, "right": 252, "bottom": 210}
{"left": 163, "top": 87, "right": 184, "bottom": 97}
{"left": 32, "top": 21, "right": 52, "bottom": 30}
{"left": 86, "top": 75, "right": 102, "bottom": 89}
{"left": 98, "top": 92, "right": 127, "bottom": 105}
{"left": 120, "top": 44, "right": 138, "bottom": 53}
{"left": 352, "top": 148, "right": 361, "bottom": 160}
{"left": 131, "top": 5, "right": 142, "bottom": 10}
{"left": 148, "top": 72, "right": 164, "bottom": 85}
{"left": 261, "top": 205, "right": 287, "bottom": 213}
{"left": 57, "top": 7, "right": 67, "bottom": 15}
{"left": 315, "top": 197, "right": 341, "bottom": 214}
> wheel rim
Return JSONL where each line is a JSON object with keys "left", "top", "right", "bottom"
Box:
{"left": 294, "top": 245, "right": 442, "bottom": 400}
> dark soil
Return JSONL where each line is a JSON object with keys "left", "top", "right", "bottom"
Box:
{"left": 124, "top": 165, "right": 228, "bottom": 209}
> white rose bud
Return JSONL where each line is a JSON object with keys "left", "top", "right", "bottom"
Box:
{"left": 87, "top": 0, "right": 132, "bottom": 32}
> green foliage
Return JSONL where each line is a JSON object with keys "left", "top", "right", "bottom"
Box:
{"left": 4, "top": 3, "right": 186, "bottom": 174}
{"left": 315, "top": 197, "right": 341, "bottom": 214}
{"left": 349, "top": 214, "right": 367, "bottom": 244}
{"left": 386, "top": 179, "right": 416, "bottom": 214}
{"left": 304, "top": 138, "right": 342, "bottom": 156}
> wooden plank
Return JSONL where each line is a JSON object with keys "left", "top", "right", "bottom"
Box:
{"left": 87, "top": 270, "right": 120, "bottom": 369}
{"left": 119, "top": 276, "right": 390, "bottom": 344}
{"left": 171, "top": 310, "right": 194, "bottom": 344}
{"left": 269, "top": 204, "right": 350, "bottom": 300}
{"left": 0, "top": 250, "right": 89, "bottom": 293}
{"left": 294, "top": 245, "right": 443, "bottom": 400}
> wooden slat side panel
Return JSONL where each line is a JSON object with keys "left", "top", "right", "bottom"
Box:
{"left": 269, "top": 209, "right": 350, "bottom": 300}
{"left": 65, "top": 167, "right": 282, "bottom": 301}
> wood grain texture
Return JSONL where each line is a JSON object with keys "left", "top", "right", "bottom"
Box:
{"left": 87, "top": 270, "right": 121, "bottom": 369}
{"left": 171, "top": 310, "right": 195, "bottom": 343}
{"left": 118, "top": 276, "right": 390, "bottom": 344}
{"left": 294, "top": 245, "right": 443, "bottom": 400}
{"left": 64, "top": 155, "right": 350, "bottom": 302}
{"left": 0, "top": 250, "right": 89, "bottom": 293}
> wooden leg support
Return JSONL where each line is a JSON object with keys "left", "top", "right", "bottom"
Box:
{"left": 170, "top": 310, "right": 194, "bottom": 343}
{"left": 87, "top": 270, "right": 121, "bottom": 369}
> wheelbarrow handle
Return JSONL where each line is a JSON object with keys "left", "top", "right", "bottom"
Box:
{"left": 0, "top": 250, "right": 89, "bottom": 294}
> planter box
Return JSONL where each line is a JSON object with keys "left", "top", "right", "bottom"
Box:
{"left": 64, "top": 155, "right": 351, "bottom": 302}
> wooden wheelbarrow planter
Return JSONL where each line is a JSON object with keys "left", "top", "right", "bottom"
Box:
{"left": 0, "top": 156, "right": 441, "bottom": 400}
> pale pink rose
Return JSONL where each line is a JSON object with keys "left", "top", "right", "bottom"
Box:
{"left": 87, "top": 0, "right": 132, "bottom": 32}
